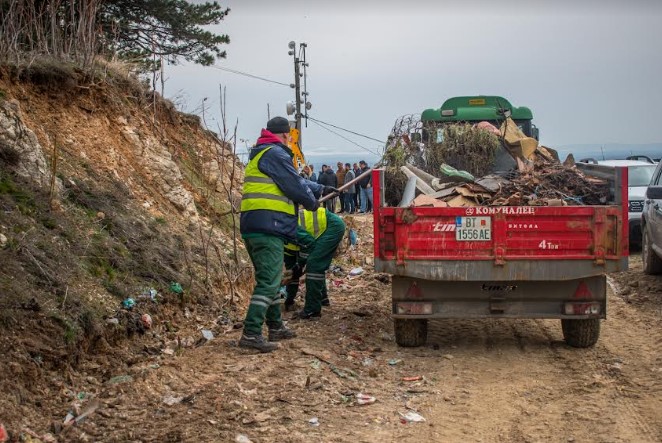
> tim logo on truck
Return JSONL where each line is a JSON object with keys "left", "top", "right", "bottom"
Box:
{"left": 433, "top": 222, "right": 456, "bottom": 232}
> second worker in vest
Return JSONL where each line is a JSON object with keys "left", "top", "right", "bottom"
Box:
{"left": 287, "top": 207, "right": 346, "bottom": 319}
{"left": 239, "top": 117, "right": 334, "bottom": 353}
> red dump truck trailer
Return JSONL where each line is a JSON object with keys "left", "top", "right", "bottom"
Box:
{"left": 373, "top": 168, "right": 629, "bottom": 348}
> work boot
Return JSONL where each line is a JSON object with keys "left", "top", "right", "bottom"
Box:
{"left": 238, "top": 333, "right": 279, "bottom": 353}
{"left": 292, "top": 309, "right": 321, "bottom": 320}
{"left": 268, "top": 323, "right": 297, "bottom": 341}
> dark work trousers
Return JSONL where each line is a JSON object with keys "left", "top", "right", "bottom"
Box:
{"left": 242, "top": 235, "right": 284, "bottom": 334}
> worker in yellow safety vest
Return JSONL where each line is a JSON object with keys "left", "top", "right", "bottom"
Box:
{"left": 238, "top": 117, "right": 335, "bottom": 353}
{"left": 286, "top": 206, "right": 346, "bottom": 319}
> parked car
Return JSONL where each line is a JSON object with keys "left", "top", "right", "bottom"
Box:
{"left": 642, "top": 161, "right": 662, "bottom": 274}
{"left": 578, "top": 159, "right": 657, "bottom": 248}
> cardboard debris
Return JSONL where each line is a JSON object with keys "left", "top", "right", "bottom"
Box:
{"left": 445, "top": 195, "right": 478, "bottom": 208}
{"left": 500, "top": 117, "right": 538, "bottom": 160}
{"left": 411, "top": 195, "right": 449, "bottom": 208}
{"left": 563, "top": 153, "right": 576, "bottom": 168}
{"left": 454, "top": 186, "right": 491, "bottom": 200}
{"left": 536, "top": 146, "right": 559, "bottom": 162}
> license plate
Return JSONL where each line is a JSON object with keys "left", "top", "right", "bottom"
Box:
{"left": 455, "top": 216, "right": 492, "bottom": 241}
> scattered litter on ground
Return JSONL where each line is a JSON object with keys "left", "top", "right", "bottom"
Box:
{"left": 388, "top": 359, "right": 402, "bottom": 366}
{"left": 140, "top": 313, "right": 152, "bottom": 329}
{"left": 349, "top": 229, "right": 358, "bottom": 245}
{"left": 399, "top": 411, "right": 426, "bottom": 423}
{"left": 163, "top": 394, "right": 184, "bottom": 406}
{"left": 349, "top": 267, "right": 364, "bottom": 276}
{"left": 140, "top": 287, "right": 159, "bottom": 301}
{"left": 202, "top": 329, "right": 214, "bottom": 341}
{"left": 62, "top": 399, "right": 100, "bottom": 428}
{"left": 235, "top": 434, "right": 253, "bottom": 443}
{"left": 169, "top": 282, "right": 183, "bottom": 294}
{"left": 308, "top": 417, "right": 320, "bottom": 427}
{"left": 402, "top": 376, "right": 423, "bottom": 382}
{"left": 356, "top": 393, "right": 377, "bottom": 405}
{"left": 122, "top": 298, "right": 135, "bottom": 310}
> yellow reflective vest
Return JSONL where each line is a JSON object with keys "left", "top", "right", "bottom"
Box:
{"left": 299, "top": 207, "right": 327, "bottom": 239}
{"left": 240, "top": 147, "right": 296, "bottom": 215}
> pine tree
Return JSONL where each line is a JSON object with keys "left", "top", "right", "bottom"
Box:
{"left": 100, "top": 0, "right": 230, "bottom": 67}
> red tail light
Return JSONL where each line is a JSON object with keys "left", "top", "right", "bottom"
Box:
{"left": 573, "top": 281, "right": 592, "bottom": 299}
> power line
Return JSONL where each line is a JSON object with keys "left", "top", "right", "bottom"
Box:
{"left": 209, "top": 65, "right": 291, "bottom": 87}
{"left": 309, "top": 119, "right": 382, "bottom": 158}
{"left": 307, "top": 116, "right": 386, "bottom": 144}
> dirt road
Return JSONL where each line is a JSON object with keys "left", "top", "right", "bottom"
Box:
{"left": 49, "top": 254, "right": 658, "bottom": 443}
{"left": 7, "top": 214, "right": 660, "bottom": 443}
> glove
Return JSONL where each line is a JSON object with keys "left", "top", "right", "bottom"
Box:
{"left": 310, "top": 200, "right": 320, "bottom": 211}
{"left": 323, "top": 186, "right": 340, "bottom": 195}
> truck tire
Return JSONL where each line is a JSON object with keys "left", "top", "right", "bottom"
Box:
{"left": 642, "top": 227, "right": 662, "bottom": 275}
{"left": 561, "top": 319, "right": 600, "bottom": 348}
{"left": 394, "top": 319, "right": 427, "bottom": 347}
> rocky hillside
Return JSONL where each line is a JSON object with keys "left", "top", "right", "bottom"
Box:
{"left": 0, "top": 61, "right": 251, "bottom": 435}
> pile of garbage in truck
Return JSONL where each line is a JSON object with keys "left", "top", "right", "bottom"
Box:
{"left": 381, "top": 118, "right": 611, "bottom": 208}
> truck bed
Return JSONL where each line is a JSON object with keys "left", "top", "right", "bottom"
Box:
{"left": 373, "top": 168, "right": 629, "bottom": 281}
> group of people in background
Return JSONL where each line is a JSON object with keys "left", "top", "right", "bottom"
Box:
{"left": 299, "top": 160, "right": 373, "bottom": 214}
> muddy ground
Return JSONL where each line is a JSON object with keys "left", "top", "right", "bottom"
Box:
{"left": 3, "top": 215, "right": 662, "bottom": 443}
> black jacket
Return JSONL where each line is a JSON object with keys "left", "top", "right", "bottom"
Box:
{"left": 318, "top": 169, "right": 338, "bottom": 188}
{"left": 358, "top": 166, "right": 372, "bottom": 188}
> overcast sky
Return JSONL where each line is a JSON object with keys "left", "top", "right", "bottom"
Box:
{"left": 166, "top": 0, "right": 662, "bottom": 161}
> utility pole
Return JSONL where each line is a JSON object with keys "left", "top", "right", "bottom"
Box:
{"left": 287, "top": 41, "right": 311, "bottom": 151}
{"left": 293, "top": 49, "right": 302, "bottom": 134}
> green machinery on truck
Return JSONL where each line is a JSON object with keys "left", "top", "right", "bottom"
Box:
{"left": 420, "top": 95, "right": 539, "bottom": 140}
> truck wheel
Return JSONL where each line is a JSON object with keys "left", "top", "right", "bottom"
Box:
{"left": 642, "top": 227, "right": 662, "bottom": 275}
{"left": 561, "top": 319, "right": 600, "bottom": 348}
{"left": 394, "top": 319, "right": 427, "bottom": 347}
